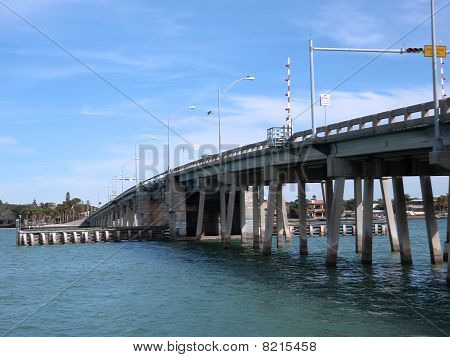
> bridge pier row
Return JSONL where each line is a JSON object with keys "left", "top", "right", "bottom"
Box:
{"left": 325, "top": 178, "right": 345, "bottom": 266}
{"left": 297, "top": 180, "right": 308, "bottom": 256}
{"left": 380, "top": 177, "right": 400, "bottom": 252}
{"left": 392, "top": 177, "right": 413, "bottom": 265}
{"left": 420, "top": 176, "right": 443, "bottom": 264}
{"left": 354, "top": 178, "right": 363, "bottom": 253}
{"left": 361, "top": 178, "right": 374, "bottom": 264}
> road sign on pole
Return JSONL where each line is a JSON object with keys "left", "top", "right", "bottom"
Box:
{"left": 424, "top": 45, "right": 447, "bottom": 58}
{"left": 320, "top": 93, "right": 331, "bottom": 107}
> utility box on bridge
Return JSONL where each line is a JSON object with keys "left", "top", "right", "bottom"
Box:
{"left": 267, "top": 126, "right": 292, "bottom": 147}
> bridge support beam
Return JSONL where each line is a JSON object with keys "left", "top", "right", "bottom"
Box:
{"left": 252, "top": 185, "right": 261, "bottom": 248}
{"left": 445, "top": 178, "right": 450, "bottom": 262}
{"left": 263, "top": 179, "right": 280, "bottom": 255}
{"left": 167, "top": 176, "right": 187, "bottom": 239}
{"left": 298, "top": 180, "right": 308, "bottom": 256}
{"left": 258, "top": 184, "right": 265, "bottom": 243}
{"left": 354, "top": 178, "right": 363, "bottom": 253}
{"left": 420, "top": 176, "right": 443, "bottom": 264}
{"left": 224, "top": 181, "right": 237, "bottom": 249}
{"left": 392, "top": 177, "right": 413, "bottom": 265}
{"left": 326, "top": 178, "right": 345, "bottom": 266}
{"left": 220, "top": 185, "right": 226, "bottom": 241}
{"left": 361, "top": 178, "right": 374, "bottom": 264}
{"left": 280, "top": 187, "right": 291, "bottom": 243}
{"left": 276, "top": 188, "right": 284, "bottom": 248}
{"left": 380, "top": 177, "right": 400, "bottom": 252}
{"left": 196, "top": 189, "right": 206, "bottom": 240}
{"left": 240, "top": 187, "right": 253, "bottom": 242}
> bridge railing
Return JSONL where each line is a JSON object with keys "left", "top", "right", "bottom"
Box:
{"left": 291, "top": 98, "right": 450, "bottom": 142}
{"left": 171, "top": 98, "right": 449, "bottom": 175}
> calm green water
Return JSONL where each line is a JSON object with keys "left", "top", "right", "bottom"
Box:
{"left": 1, "top": 220, "right": 449, "bottom": 337}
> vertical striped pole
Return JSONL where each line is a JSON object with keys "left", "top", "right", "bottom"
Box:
{"left": 285, "top": 57, "right": 292, "bottom": 131}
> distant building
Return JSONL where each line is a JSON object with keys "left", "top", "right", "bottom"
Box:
{"left": 406, "top": 198, "right": 425, "bottom": 216}
{"left": 307, "top": 197, "right": 325, "bottom": 219}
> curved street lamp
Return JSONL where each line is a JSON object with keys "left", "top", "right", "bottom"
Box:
{"left": 217, "top": 76, "right": 255, "bottom": 166}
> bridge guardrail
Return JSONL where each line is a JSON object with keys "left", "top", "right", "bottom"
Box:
{"left": 91, "top": 97, "right": 450, "bottom": 219}
{"left": 171, "top": 97, "right": 450, "bottom": 175}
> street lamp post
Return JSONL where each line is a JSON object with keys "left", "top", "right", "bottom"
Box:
{"left": 216, "top": 76, "right": 255, "bottom": 168}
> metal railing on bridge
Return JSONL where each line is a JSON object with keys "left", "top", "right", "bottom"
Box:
{"left": 170, "top": 97, "right": 450, "bottom": 175}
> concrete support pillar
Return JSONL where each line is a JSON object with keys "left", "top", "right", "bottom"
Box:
{"left": 28, "top": 233, "right": 34, "bottom": 246}
{"left": 258, "top": 185, "right": 265, "bottom": 242}
{"left": 392, "top": 177, "right": 413, "bottom": 265}
{"left": 120, "top": 205, "right": 124, "bottom": 227}
{"left": 263, "top": 180, "right": 279, "bottom": 255}
{"left": 354, "top": 178, "right": 363, "bottom": 253}
{"left": 322, "top": 179, "right": 333, "bottom": 220}
{"left": 326, "top": 178, "right": 345, "bottom": 266}
{"left": 276, "top": 188, "right": 284, "bottom": 248}
{"left": 445, "top": 177, "right": 450, "bottom": 262}
{"left": 72, "top": 231, "right": 79, "bottom": 243}
{"left": 104, "top": 230, "right": 110, "bottom": 242}
{"left": 224, "top": 181, "right": 237, "bottom": 248}
{"left": 420, "top": 176, "right": 443, "bottom": 264}
{"left": 167, "top": 176, "right": 187, "bottom": 240}
{"left": 280, "top": 187, "right": 292, "bottom": 242}
{"left": 252, "top": 185, "right": 260, "bottom": 248}
{"left": 240, "top": 187, "right": 253, "bottom": 242}
{"left": 220, "top": 185, "right": 226, "bottom": 240}
{"left": 380, "top": 177, "right": 400, "bottom": 252}
{"left": 362, "top": 178, "right": 374, "bottom": 264}
{"left": 61, "top": 232, "right": 68, "bottom": 244}
{"left": 94, "top": 231, "right": 100, "bottom": 242}
{"left": 195, "top": 189, "right": 206, "bottom": 240}
{"left": 298, "top": 180, "right": 308, "bottom": 256}
{"left": 50, "top": 232, "right": 57, "bottom": 244}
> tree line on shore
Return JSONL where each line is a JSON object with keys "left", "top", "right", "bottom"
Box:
{"left": 0, "top": 192, "right": 91, "bottom": 227}
{"left": 285, "top": 194, "right": 449, "bottom": 219}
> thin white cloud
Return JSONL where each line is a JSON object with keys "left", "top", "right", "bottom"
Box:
{"left": 0, "top": 135, "right": 37, "bottom": 155}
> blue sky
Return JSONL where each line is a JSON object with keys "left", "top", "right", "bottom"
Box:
{"left": 0, "top": 0, "right": 449, "bottom": 204}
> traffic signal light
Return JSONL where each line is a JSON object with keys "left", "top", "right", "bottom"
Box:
{"left": 404, "top": 47, "right": 424, "bottom": 54}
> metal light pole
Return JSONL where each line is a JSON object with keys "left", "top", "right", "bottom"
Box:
{"left": 431, "top": 0, "right": 441, "bottom": 150}
{"left": 309, "top": 38, "right": 316, "bottom": 137}
{"left": 216, "top": 76, "right": 255, "bottom": 168}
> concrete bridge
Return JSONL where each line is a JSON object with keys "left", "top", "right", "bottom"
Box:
{"left": 76, "top": 97, "right": 450, "bottom": 284}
